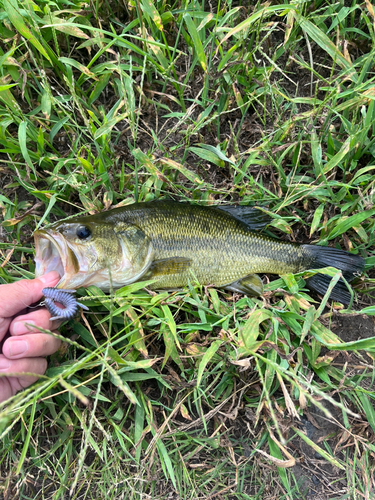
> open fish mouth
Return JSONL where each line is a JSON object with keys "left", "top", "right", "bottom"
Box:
{"left": 34, "top": 229, "right": 79, "bottom": 288}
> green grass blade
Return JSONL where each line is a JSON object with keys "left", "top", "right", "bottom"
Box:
{"left": 196, "top": 339, "right": 222, "bottom": 388}
{"left": 18, "top": 121, "right": 36, "bottom": 177}
{"left": 183, "top": 13, "right": 206, "bottom": 72}
{"left": 16, "top": 398, "right": 36, "bottom": 474}
{"left": 326, "top": 209, "right": 375, "bottom": 240}
{"left": 141, "top": 0, "right": 163, "bottom": 31}
{"left": 4, "top": 0, "right": 52, "bottom": 63}
{"left": 300, "top": 18, "right": 358, "bottom": 82}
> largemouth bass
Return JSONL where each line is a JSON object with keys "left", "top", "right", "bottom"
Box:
{"left": 34, "top": 201, "right": 364, "bottom": 303}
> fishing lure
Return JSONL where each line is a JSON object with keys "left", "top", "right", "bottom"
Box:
{"left": 43, "top": 288, "right": 89, "bottom": 321}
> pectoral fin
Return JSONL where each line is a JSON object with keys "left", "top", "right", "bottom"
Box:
{"left": 147, "top": 257, "right": 192, "bottom": 277}
{"left": 225, "top": 274, "right": 264, "bottom": 297}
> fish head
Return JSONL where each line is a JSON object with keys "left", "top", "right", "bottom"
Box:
{"left": 34, "top": 218, "right": 154, "bottom": 290}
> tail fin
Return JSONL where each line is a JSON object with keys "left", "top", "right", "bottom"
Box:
{"left": 302, "top": 245, "right": 365, "bottom": 303}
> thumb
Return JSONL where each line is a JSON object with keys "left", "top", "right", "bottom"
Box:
{"left": 0, "top": 271, "right": 60, "bottom": 319}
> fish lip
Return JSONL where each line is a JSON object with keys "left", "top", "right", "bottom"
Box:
{"left": 34, "top": 229, "right": 78, "bottom": 288}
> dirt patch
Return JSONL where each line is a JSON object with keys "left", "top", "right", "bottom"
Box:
{"left": 288, "top": 314, "right": 375, "bottom": 499}
{"left": 290, "top": 402, "right": 347, "bottom": 499}
{"left": 331, "top": 314, "right": 375, "bottom": 343}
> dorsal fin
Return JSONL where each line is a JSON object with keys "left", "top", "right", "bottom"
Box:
{"left": 215, "top": 206, "right": 271, "bottom": 230}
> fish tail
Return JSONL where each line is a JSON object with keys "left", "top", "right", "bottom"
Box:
{"left": 302, "top": 245, "right": 365, "bottom": 303}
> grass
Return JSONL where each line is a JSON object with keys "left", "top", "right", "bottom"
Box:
{"left": 0, "top": 0, "right": 375, "bottom": 498}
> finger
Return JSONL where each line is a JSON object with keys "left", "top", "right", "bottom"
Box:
{"left": 0, "top": 355, "right": 47, "bottom": 402}
{"left": 0, "top": 377, "right": 14, "bottom": 403}
{"left": 0, "top": 317, "right": 11, "bottom": 343}
{"left": 2, "top": 333, "right": 61, "bottom": 359}
{"left": 0, "top": 271, "right": 60, "bottom": 320}
{"left": 9, "top": 309, "right": 61, "bottom": 336}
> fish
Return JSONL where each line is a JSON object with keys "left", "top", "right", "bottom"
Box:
{"left": 34, "top": 200, "right": 365, "bottom": 305}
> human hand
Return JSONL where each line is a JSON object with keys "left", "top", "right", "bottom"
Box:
{"left": 0, "top": 271, "right": 61, "bottom": 403}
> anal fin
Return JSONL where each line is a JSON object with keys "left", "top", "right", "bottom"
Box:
{"left": 224, "top": 274, "right": 264, "bottom": 297}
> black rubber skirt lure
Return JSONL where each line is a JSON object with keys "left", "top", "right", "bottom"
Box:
{"left": 43, "top": 288, "right": 89, "bottom": 321}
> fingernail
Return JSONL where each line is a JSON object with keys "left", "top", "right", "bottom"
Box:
{"left": 0, "top": 359, "right": 11, "bottom": 371}
{"left": 8, "top": 340, "right": 28, "bottom": 357}
{"left": 39, "top": 271, "right": 61, "bottom": 286}
{"left": 12, "top": 321, "right": 36, "bottom": 335}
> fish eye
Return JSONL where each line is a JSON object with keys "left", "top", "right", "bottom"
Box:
{"left": 76, "top": 225, "right": 91, "bottom": 240}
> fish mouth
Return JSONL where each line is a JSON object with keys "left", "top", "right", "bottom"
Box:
{"left": 34, "top": 229, "right": 80, "bottom": 289}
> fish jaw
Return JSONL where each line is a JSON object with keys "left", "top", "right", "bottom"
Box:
{"left": 34, "top": 229, "right": 87, "bottom": 289}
